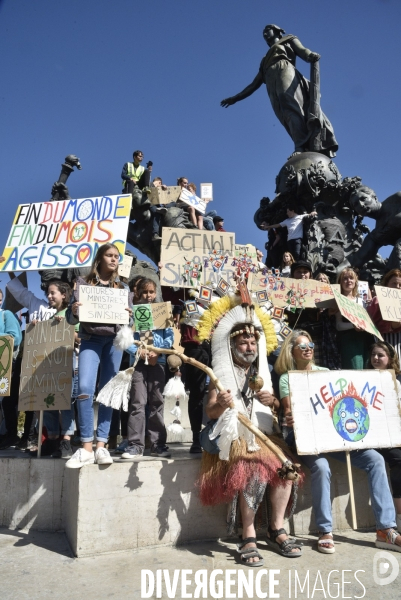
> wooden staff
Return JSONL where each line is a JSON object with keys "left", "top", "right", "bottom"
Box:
{"left": 135, "top": 342, "right": 301, "bottom": 481}
{"left": 346, "top": 451, "right": 357, "bottom": 529}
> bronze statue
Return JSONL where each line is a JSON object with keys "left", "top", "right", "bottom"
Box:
{"left": 347, "top": 184, "right": 401, "bottom": 270}
{"left": 221, "top": 25, "right": 338, "bottom": 157}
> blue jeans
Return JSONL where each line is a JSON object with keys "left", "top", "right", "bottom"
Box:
{"left": 301, "top": 450, "right": 396, "bottom": 532}
{"left": 77, "top": 334, "right": 122, "bottom": 443}
{"left": 43, "top": 406, "right": 75, "bottom": 436}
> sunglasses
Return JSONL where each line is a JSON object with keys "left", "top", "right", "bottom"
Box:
{"left": 295, "top": 342, "right": 315, "bottom": 350}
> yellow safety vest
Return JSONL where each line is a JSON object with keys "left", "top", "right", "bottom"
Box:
{"left": 122, "top": 163, "right": 145, "bottom": 188}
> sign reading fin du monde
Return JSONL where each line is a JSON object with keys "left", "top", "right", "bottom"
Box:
{"left": 0, "top": 194, "right": 131, "bottom": 271}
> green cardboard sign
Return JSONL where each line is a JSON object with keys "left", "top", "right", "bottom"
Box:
{"left": 133, "top": 304, "right": 154, "bottom": 331}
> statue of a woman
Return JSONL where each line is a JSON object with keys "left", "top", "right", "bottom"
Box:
{"left": 221, "top": 25, "right": 338, "bottom": 157}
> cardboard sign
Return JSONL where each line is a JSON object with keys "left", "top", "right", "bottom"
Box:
{"left": 132, "top": 302, "right": 173, "bottom": 332}
{"left": 118, "top": 254, "right": 133, "bottom": 279}
{"left": 331, "top": 287, "right": 383, "bottom": 340}
{"left": 178, "top": 188, "right": 207, "bottom": 215}
{"left": 19, "top": 320, "right": 74, "bottom": 411}
{"left": 160, "top": 227, "right": 236, "bottom": 288}
{"left": 374, "top": 285, "right": 401, "bottom": 322}
{"left": 0, "top": 194, "right": 131, "bottom": 271}
{"left": 289, "top": 369, "right": 401, "bottom": 454}
{"left": 149, "top": 186, "right": 182, "bottom": 206}
{"left": 200, "top": 183, "right": 213, "bottom": 202}
{"left": 250, "top": 274, "right": 338, "bottom": 309}
{"left": 79, "top": 286, "right": 129, "bottom": 324}
{"left": 0, "top": 336, "right": 14, "bottom": 397}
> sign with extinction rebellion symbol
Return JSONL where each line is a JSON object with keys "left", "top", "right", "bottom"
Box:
{"left": 133, "top": 304, "right": 154, "bottom": 331}
{"left": 0, "top": 335, "right": 14, "bottom": 396}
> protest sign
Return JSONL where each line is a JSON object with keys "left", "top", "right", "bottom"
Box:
{"left": 289, "top": 369, "right": 401, "bottom": 454}
{"left": 250, "top": 273, "right": 337, "bottom": 309}
{"left": 79, "top": 286, "right": 129, "bottom": 324}
{"left": 200, "top": 183, "right": 213, "bottom": 202}
{"left": 0, "top": 336, "right": 14, "bottom": 397}
{"left": 160, "top": 227, "right": 236, "bottom": 288}
{"left": 0, "top": 194, "right": 131, "bottom": 271}
{"left": 149, "top": 186, "right": 182, "bottom": 206}
{"left": 357, "top": 281, "right": 369, "bottom": 303}
{"left": 374, "top": 285, "right": 401, "bottom": 322}
{"left": 178, "top": 188, "right": 207, "bottom": 215}
{"left": 19, "top": 320, "right": 74, "bottom": 411}
{"left": 132, "top": 302, "right": 173, "bottom": 332}
{"left": 118, "top": 254, "right": 133, "bottom": 279}
{"left": 331, "top": 287, "right": 383, "bottom": 340}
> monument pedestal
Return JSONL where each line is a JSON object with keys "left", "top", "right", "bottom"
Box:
{"left": 0, "top": 450, "right": 376, "bottom": 557}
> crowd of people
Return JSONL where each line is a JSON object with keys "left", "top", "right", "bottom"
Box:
{"left": 1, "top": 151, "right": 401, "bottom": 566}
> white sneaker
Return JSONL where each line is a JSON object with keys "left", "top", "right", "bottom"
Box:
{"left": 95, "top": 447, "right": 113, "bottom": 465}
{"left": 65, "top": 448, "right": 95, "bottom": 469}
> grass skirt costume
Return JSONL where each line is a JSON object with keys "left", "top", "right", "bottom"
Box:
{"left": 195, "top": 294, "right": 301, "bottom": 534}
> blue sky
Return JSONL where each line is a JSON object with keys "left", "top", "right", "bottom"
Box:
{"left": 1, "top": 0, "right": 400, "bottom": 297}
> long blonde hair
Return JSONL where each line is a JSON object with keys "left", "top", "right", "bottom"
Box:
{"left": 337, "top": 267, "right": 359, "bottom": 297}
{"left": 275, "top": 329, "right": 314, "bottom": 375}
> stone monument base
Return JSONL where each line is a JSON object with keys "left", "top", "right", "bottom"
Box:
{"left": 0, "top": 449, "right": 376, "bottom": 557}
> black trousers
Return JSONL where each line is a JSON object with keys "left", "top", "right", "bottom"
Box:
{"left": 378, "top": 448, "right": 401, "bottom": 498}
{"left": 183, "top": 344, "right": 210, "bottom": 434}
{"left": 287, "top": 238, "right": 302, "bottom": 261}
{"left": 2, "top": 358, "right": 35, "bottom": 440}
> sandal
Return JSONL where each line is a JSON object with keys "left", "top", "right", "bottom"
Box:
{"left": 376, "top": 529, "right": 401, "bottom": 553}
{"left": 266, "top": 527, "right": 303, "bottom": 558}
{"left": 318, "top": 532, "right": 335, "bottom": 554}
{"left": 237, "top": 537, "right": 264, "bottom": 567}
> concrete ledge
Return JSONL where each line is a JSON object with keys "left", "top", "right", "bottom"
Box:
{"left": 0, "top": 449, "right": 376, "bottom": 557}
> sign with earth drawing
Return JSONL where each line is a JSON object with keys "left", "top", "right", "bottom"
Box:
{"left": 132, "top": 301, "right": 173, "bottom": 332}
{"left": 19, "top": 320, "right": 74, "bottom": 411}
{"left": 0, "top": 336, "right": 14, "bottom": 397}
{"left": 288, "top": 370, "right": 401, "bottom": 454}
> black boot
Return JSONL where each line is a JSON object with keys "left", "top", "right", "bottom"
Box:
{"left": 189, "top": 431, "right": 202, "bottom": 454}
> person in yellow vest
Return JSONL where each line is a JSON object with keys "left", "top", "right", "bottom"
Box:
{"left": 121, "top": 150, "right": 152, "bottom": 194}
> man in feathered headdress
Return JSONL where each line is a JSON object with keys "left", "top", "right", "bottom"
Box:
{"left": 196, "top": 292, "right": 302, "bottom": 565}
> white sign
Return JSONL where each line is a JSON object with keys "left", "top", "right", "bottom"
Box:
{"left": 200, "top": 183, "right": 213, "bottom": 202}
{"left": 0, "top": 195, "right": 131, "bottom": 271}
{"left": 289, "top": 369, "right": 401, "bottom": 454}
{"left": 179, "top": 188, "right": 207, "bottom": 215}
{"left": 374, "top": 285, "right": 401, "bottom": 322}
{"left": 118, "top": 254, "right": 133, "bottom": 279}
{"left": 79, "top": 286, "right": 129, "bottom": 324}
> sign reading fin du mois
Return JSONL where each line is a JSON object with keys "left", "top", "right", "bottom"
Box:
{"left": 0, "top": 195, "right": 131, "bottom": 271}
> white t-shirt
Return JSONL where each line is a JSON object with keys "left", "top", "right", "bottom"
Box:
{"left": 280, "top": 214, "right": 309, "bottom": 241}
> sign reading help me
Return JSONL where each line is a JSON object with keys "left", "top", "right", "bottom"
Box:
{"left": 160, "top": 227, "right": 236, "bottom": 288}
{"left": 0, "top": 194, "right": 131, "bottom": 271}
{"left": 331, "top": 287, "right": 383, "bottom": 340}
{"left": 79, "top": 286, "right": 129, "bottom": 324}
{"left": 19, "top": 320, "right": 75, "bottom": 411}
{"left": 289, "top": 369, "right": 401, "bottom": 454}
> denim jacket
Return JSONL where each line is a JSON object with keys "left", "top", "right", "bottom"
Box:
{"left": 126, "top": 328, "right": 174, "bottom": 365}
